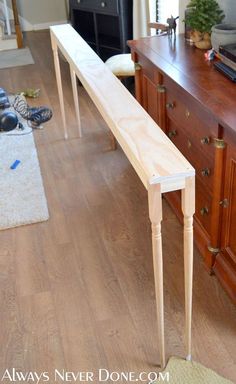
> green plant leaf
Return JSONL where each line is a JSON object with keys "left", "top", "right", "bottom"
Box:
{"left": 185, "top": 0, "right": 225, "bottom": 33}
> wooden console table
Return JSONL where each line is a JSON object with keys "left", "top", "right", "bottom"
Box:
{"left": 128, "top": 34, "right": 236, "bottom": 303}
{"left": 50, "top": 24, "right": 195, "bottom": 368}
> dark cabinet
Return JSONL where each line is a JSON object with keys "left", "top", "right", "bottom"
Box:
{"left": 69, "top": 0, "right": 133, "bottom": 61}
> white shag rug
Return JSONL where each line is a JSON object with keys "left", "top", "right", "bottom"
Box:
{"left": 0, "top": 124, "right": 49, "bottom": 230}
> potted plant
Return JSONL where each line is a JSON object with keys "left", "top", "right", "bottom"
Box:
{"left": 185, "top": 0, "right": 225, "bottom": 49}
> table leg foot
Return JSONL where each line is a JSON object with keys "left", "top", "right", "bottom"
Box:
{"left": 148, "top": 183, "right": 165, "bottom": 369}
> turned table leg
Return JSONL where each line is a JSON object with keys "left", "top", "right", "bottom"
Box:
{"left": 70, "top": 66, "right": 82, "bottom": 138}
{"left": 181, "top": 176, "right": 195, "bottom": 361}
{"left": 51, "top": 39, "right": 68, "bottom": 139}
{"left": 148, "top": 184, "right": 165, "bottom": 369}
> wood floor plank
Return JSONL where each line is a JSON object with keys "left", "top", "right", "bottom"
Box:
{"left": 44, "top": 244, "right": 109, "bottom": 371}
{"left": 13, "top": 224, "right": 49, "bottom": 298}
{"left": 18, "top": 291, "right": 66, "bottom": 373}
{"left": 0, "top": 243, "right": 24, "bottom": 370}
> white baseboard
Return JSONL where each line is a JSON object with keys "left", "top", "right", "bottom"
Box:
{"left": 33, "top": 20, "right": 68, "bottom": 31}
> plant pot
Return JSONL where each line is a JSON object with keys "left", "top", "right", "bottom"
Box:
{"left": 190, "top": 31, "right": 212, "bottom": 49}
{"left": 211, "top": 24, "right": 236, "bottom": 52}
{"left": 190, "top": 30, "right": 202, "bottom": 43}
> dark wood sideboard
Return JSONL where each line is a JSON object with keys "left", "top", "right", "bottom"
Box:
{"left": 128, "top": 34, "right": 236, "bottom": 303}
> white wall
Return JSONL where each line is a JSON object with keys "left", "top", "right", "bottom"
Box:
{"left": 0, "top": 0, "right": 68, "bottom": 30}
{"left": 179, "top": 0, "right": 189, "bottom": 33}
{"left": 18, "top": 0, "right": 67, "bottom": 25}
{"left": 218, "top": 0, "right": 236, "bottom": 24}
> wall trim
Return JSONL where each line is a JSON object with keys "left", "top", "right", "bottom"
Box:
{"left": 33, "top": 20, "right": 68, "bottom": 31}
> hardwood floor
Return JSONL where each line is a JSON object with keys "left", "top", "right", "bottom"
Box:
{"left": 0, "top": 30, "right": 235, "bottom": 382}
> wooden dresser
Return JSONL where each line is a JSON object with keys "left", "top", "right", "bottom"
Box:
{"left": 128, "top": 34, "right": 236, "bottom": 303}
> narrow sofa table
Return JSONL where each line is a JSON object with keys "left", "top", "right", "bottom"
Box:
{"left": 50, "top": 24, "right": 195, "bottom": 369}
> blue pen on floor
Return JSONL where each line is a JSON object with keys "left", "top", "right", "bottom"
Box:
{"left": 10, "top": 160, "right": 21, "bottom": 169}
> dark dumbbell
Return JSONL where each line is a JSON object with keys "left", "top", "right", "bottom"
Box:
{"left": 0, "top": 111, "right": 18, "bottom": 131}
{"left": 0, "top": 88, "right": 10, "bottom": 109}
{"left": 0, "top": 88, "right": 6, "bottom": 98}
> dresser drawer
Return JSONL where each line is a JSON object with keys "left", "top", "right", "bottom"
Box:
{"left": 70, "top": 0, "right": 119, "bottom": 14}
{"left": 165, "top": 88, "right": 217, "bottom": 160}
{"left": 167, "top": 119, "right": 214, "bottom": 193}
{"left": 195, "top": 178, "right": 212, "bottom": 235}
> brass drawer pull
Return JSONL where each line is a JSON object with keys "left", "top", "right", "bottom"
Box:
{"left": 200, "top": 207, "right": 209, "bottom": 216}
{"left": 220, "top": 198, "right": 229, "bottom": 208}
{"left": 168, "top": 130, "right": 177, "bottom": 138}
{"left": 166, "top": 102, "right": 175, "bottom": 109}
{"left": 201, "top": 168, "right": 211, "bottom": 177}
{"left": 214, "top": 138, "right": 226, "bottom": 149}
{"left": 201, "top": 136, "right": 210, "bottom": 145}
{"left": 134, "top": 62, "right": 142, "bottom": 71}
{"left": 157, "top": 84, "right": 166, "bottom": 93}
{"left": 185, "top": 109, "right": 190, "bottom": 118}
